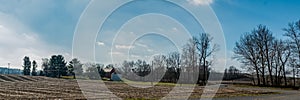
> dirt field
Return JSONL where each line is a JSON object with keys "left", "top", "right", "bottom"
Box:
{"left": 0, "top": 75, "right": 276, "bottom": 99}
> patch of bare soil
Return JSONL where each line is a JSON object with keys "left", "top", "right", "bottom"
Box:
{"left": 0, "top": 80, "right": 85, "bottom": 99}
{"left": 104, "top": 82, "right": 276, "bottom": 99}
{"left": 0, "top": 76, "right": 275, "bottom": 99}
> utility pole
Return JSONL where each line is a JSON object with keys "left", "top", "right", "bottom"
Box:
{"left": 7, "top": 63, "right": 10, "bottom": 74}
{"left": 151, "top": 61, "right": 153, "bottom": 86}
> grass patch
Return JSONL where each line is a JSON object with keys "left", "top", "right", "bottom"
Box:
{"left": 60, "top": 76, "right": 91, "bottom": 80}
{"left": 214, "top": 92, "right": 280, "bottom": 98}
{"left": 125, "top": 98, "right": 158, "bottom": 100}
{"left": 61, "top": 76, "right": 74, "bottom": 79}
{"left": 188, "top": 91, "right": 280, "bottom": 99}
{"left": 233, "top": 84, "right": 298, "bottom": 90}
{"left": 120, "top": 78, "right": 197, "bottom": 87}
{"left": 119, "top": 78, "right": 172, "bottom": 86}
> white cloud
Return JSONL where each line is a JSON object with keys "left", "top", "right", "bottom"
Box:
{"left": 130, "top": 55, "right": 140, "bottom": 58}
{"left": 115, "top": 44, "right": 134, "bottom": 49}
{"left": 188, "top": 0, "right": 214, "bottom": 5}
{"left": 0, "top": 12, "right": 70, "bottom": 70}
{"left": 147, "top": 49, "right": 154, "bottom": 52}
{"left": 96, "top": 41, "right": 105, "bottom": 46}
{"left": 110, "top": 51, "right": 123, "bottom": 55}
{"left": 135, "top": 42, "right": 148, "bottom": 48}
{"left": 172, "top": 27, "right": 178, "bottom": 31}
{"left": 95, "top": 12, "right": 192, "bottom": 64}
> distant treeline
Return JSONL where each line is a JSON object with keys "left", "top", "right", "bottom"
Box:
{"left": 116, "top": 33, "right": 217, "bottom": 85}
{"left": 22, "top": 33, "right": 218, "bottom": 86}
{"left": 23, "top": 55, "right": 71, "bottom": 77}
{"left": 22, "top": 55, "right": 116, "bottom": 79}
{"left": 22, "top": 55, "right": 104, "bottom": 79}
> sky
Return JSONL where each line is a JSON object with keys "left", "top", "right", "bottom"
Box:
{"left": 0, "top": 0, "right": 300, "bottom": 72}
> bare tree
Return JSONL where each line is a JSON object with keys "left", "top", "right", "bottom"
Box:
{"left": 234, "top": 25, "right": 275, "bottom": 86}
{"left": 234, "top": 33, "right": 261, "bottom": 85}
{"left": 168, "top": 52, "right": 181, "bottom": 80}
{"left": 283, "top": 20, "right": 300, "bottom": 87}
{"left": 283, "top": 20, "right": 300, "bottom": 61}
{"left": 273, "top": 40, "right": 291, "bottom": 86}
{"left": 234, "top": 24, "right": 299, "bottom": 87}
{"left": 153, "top": 55, "right": 167, "bottom": 68}
{"left": 253, "top": 25, "right": 275, "bottom": 86}
{"left": 181, "top": 38, "right": 198, "bottom": 83}
{"left": 122, "top": 60, "right": 131, "bottom": 77}
{"left": 152, "top": 55, "right": 167, "bottom": 81}
{"left": 195, "top": 33, "right": 217, "bottom": 85}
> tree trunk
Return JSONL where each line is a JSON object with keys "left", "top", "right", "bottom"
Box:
{"left": 255, "top": 65, "right": 261, "bottom": 86}
{"left": 252, "top": 75, "right": 256, "bottom": 85}
{"left": 262, "top": 66, "right": 266, "bottom": 86}
{"left": 275, "top": 62, "right": 278, "bottom": 86}
{"left": 266, "top": 53, "right": 273, "bottom": 86}
{"left": 293, "top": 67, "right": 296, "bottom": 87}
{"left": 283, "top": 66, "right": 287, "bottom": 87}
{"left": 197, "top": 58, "right": 202, "bottom": 85}
{"left": 73, "top": 72, "right": 76, "bottom": 79}
{"left": 203, "top": 57, "right": 207, "bottom": 85}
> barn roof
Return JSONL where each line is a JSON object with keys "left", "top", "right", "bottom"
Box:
{"left": 103, "top": 68, "right": 113, "bottom": 73}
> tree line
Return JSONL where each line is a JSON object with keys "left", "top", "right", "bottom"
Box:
{"left": 234, "top": 20, "right": 300, "bottom": 87}
{"left": 23, "top": 56, "right": 37, "bottom": 76}
{"left": 223, "top": 66, "right": 243, "bottom": 81}
{"left": 23, "top": 55, "right": 83, "bottom": 78}
{"left": 22, "top": 33, "right": 217, "bottom": 86}
{"left": 23, "top": 55, "right": 118, "bottom": 79}
{"left": 118, "top": 33, "right": 217, "bottom": 85}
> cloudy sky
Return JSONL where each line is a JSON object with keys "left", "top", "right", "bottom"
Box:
{"left": 0, "top": 0, "right": 300, "bottom": 72}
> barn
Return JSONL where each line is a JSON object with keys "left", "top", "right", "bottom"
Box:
{"left": 102, "top": 67, "right": 121, "bottom": 81}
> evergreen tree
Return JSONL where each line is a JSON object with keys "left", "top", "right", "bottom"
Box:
{"left": 23, "top": 56, "right": 31, "bottom": 75}
{"left": 68, "top": 58, "right": 83, "bottom": 79}
{"left": 49, "top": 55, "right": 67, "bottom": 78}
{"left": 32, "top": 60, "right": 37, "bottom": 76}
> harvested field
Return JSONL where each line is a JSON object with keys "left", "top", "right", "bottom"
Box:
{"left": 0, "top": 75, "right": 276, "bottom": 99}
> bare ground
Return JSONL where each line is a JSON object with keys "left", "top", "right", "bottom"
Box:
{"left": 0, "top": 75, "right": 278, "bottom": 99}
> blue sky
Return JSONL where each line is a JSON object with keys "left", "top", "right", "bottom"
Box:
{"left": 213, "top": 0, "right": 300, "bottom": 50}
{"left": 0, "top": 0, "right": 300, "bottom": 71}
